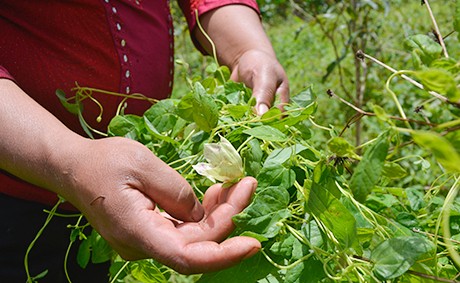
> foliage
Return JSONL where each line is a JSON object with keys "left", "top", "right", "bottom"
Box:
{"left": 97, "top": 42, "right": 460, "bottom": 280}
{"left": 28, "top": 1, "right": 460, "bottom": 283}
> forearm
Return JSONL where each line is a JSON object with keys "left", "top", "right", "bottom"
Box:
{"left": 0, "top": 79, "right": 85, "bottom": 198}
{"left": 195, "top": 5, "right": 275, "bottom": 69}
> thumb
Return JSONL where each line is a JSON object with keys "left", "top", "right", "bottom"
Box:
{"left": 142, "top": 155, "right": 204, "bottom": 222}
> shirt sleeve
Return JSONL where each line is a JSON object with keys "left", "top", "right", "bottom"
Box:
{"left": 0, "top": 65, "right": 14, "bottom": 81}
{"left": 178, "top": 0, "right": 260, "bottom": 54}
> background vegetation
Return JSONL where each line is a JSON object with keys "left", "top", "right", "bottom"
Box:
{"left": 167, "top": 1, "right": 460, "bottom": 282}
{"left": 34, "top": 1, "right": 460, "bottom": 282}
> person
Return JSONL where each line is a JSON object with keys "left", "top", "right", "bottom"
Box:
{"left": 0, "top": 0, "right": 289, "bottom": 281}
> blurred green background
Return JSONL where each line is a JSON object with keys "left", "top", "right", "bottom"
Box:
{"left": 171, "top": 0, "right": 458, "bottom": 146}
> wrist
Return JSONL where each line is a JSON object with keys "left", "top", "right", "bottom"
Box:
{"left": 45, "top": 133, "right": 91, "bottom": 203}
{"left": 195, "top": 5, "right": 275, "bottom": 70}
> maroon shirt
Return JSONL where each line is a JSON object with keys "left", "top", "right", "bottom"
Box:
{"left": 0, "top": 0, "right": 258, "bottom": 207}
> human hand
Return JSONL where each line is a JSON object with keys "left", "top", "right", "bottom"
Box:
{"left": 192, "top": 5, "right": 290, "bottom": 116}
{"left": 230, "top": 49, "right": 290, "bottom": 115}
{"left": 61, "top": 137, "right": 260, "bottom": 274}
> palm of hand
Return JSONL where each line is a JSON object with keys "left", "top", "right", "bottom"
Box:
{"left": 65, "top": 137, "right": 260, "bottom": 274}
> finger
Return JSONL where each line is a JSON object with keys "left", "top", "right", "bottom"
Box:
{"left": 251, "top": 75, "right": 278, "bottom": 115}
{"left": 137, "top": 150, "right": 204, "bottom": 222}
{"left": 230, "top": 65, "right": 240, "bottom": 82}
{"left": 176, "top": 237, "right": 261, "bottom": 274}
{"left": 276, "top": 80, "right": 290, "bottom": 111}
{"left": 201, "top": 182, "right": 222, "bottom": 212}
{"left": 177, "top": 177, "right": 257, "bottom": 242}
{"left": 111, "top": 210, "right": 260, "bottom": 274}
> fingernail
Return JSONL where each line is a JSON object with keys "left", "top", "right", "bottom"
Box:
{"left": 243, "top": 246, "right": 261, "bottom": 260}
{"left": 257, "top": 103, "right": 269, "bottom": 115}
{"left": 191, "top": 199, "right": 204, "bottom": 222}
{"left": 250, "top": 179, "right": 257, "bottom": 193}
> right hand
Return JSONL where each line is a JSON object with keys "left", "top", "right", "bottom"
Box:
{"left": 0, "top": 79, "right": 260, "bottom": 274}
{"left": 60, "top": 137, "right": 260, "bottom": 274}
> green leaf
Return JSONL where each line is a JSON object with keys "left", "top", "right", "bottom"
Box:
{"left": 371, "top": 236, "right": 435, "bottom": 280}
{"left": 285, "top": 257, "right": 325, "bottom": 283}
{"left": 30, "top": 270, "right": 49, "bottom": 281}
{"left": 56, "top": 89, "right": 80, "bottom": 115}
{"left": 404, "top": 34, "right": 442, "bottom": 67}
{"left": 290, "top": 86, "right": 316, "bottom": 108}
{"left": 224, "top": 81, "right": 250, "bottom": 103}
{"left": 270, "top": 233, "right": 297, "bottom": 258}
{"left": 406, "top": 187, "right": 426, "bottom": 211}
{"left": 144, "top": 99, "right": 176, "bottom": 118}
{"left": 342, "top": 198, "right": 373, "bottom": 229}
{"left": 143, "top": 99, "right": 186, "bottom": 138}
{"left": 328, "top": 137, "right": 358, "bottom": 158}
{"left": 243, "top": 139, "right": 264, "bottom": 176}
{"left": 256, "top": 164, "right": 296, "bottom": 190}
{"left": 243, "top": 125, "right": 288, "bottom": 142}
{"left": 78, "top": 112, "right": 94, "bottom": 139}
{"left": 107, "top": 114, "right": 142, "bottom": 138}
{"left": 215, "top": 65, "right": 231, "bottom": 85}
{"left": 76, "top": 239, "right": 91, "bottom": 269}
{"left": 307, "top": 182, "right": 357, "bottom": 248}
{"left": 302, "top": 219, "right": 324, "bottom": 247}
{"left": 77, "top": 229, "right": 113, "bottom": 268}
{"left": 382, "top": 162, "right": 408, "bottom": 179}
{"left": 191, "top": 82, "right": 219, "bottom": 132}
{"left": 264, "top": 144, "right": 308, "bottom": 167}
{"left": 293, "top": 120, "right": 312, "bottom": 141}
{"left": 411, "top": 131, "right": 460, "bottom": 173}
{"left": 233, "top": 184, "right": 291, "bottom": 238}
{"left": 89, "top": 229, "right": 113, "bottom": 264}
{"left": 350, "top": 132, "right": 389, "bottom": 202}
{"left": 414, "top": 68, "right": 459, "bottom": 100}
{"left": 197, "top": 252, "right": 274, "bottom": 283}
{"left": 430, "top": 58, "right": 460, "bottom": 74}
{"left": 396, "top": 212, "right": 419, "bottom": 229}
{"left": 267, "top": 105, "right": 316, "bottom": 132}
{"left": 225, "top": 104, "right": 248, "bottom": 119}
{"left": 372, "top": 104, "right": 390, "bottom": 122}
{"left": 143, "top": 116, "right": 179, "bottom": 145}
{"left": 239, "top": 231, "right": 268, "bottom": 243}
{"left": 131, "top": 260, "right": 168, "bottom": 283}
{"left": 176, "top": 92, "right": 194, "bottom": 121}
{"left": 260, "top": 107, "right": 283, "bottom": 122}
{"left": 280, "top": 233, "right": 324, "bottom": 283}
{"left": 366, "top": 193, "right": 399, "bottom": 212}
{"left": 446, "top": 128, "right": 460, "bottom": 150}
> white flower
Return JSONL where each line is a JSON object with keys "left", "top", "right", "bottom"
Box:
{"left": 193, "top": 136, "right": 244, "bottom": 184}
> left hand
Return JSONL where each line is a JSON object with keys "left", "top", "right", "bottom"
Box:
{"left": 230, "top": 49, "right": 290, "bottom": 115}
{"left": 192, "top": 4, "right": 290, "bottom": 115}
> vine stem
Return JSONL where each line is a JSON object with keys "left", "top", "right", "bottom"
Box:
{"left": 194, "top": 10, "right": 218, "bottom": 66}
{"left": 260, "top": 249, "right": 314, "bottom": 270}
{"left": 423, "top": 0, "right": 449, "bottom": 58}
{"left": 327, "top": 88, "right": 436, "bottom": 127}
{"left": 353, "top": 255, "right": 460, "bottom": 283}
{"left": 194, "top": 9, "right": 228, "bottom": 83}
{"left": 412, "top": 227, "right": 460, "bottom": 245}
{"left": 63, "top": 215, "right": 85, "bottom": 283}
{"left": 357, "top": 51, "right": 460, "bottom": 108}
{"left": 110, "top": 261, "right": 130, "bottom": 283}
{"left": 442, "top": 177, "right": 460, "bottom": 269}
{"left": 24, "top": 199, "right": 62, "bottom": 283}
{"left": 385, "top": 71, "right": 412, "bottom": 129}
